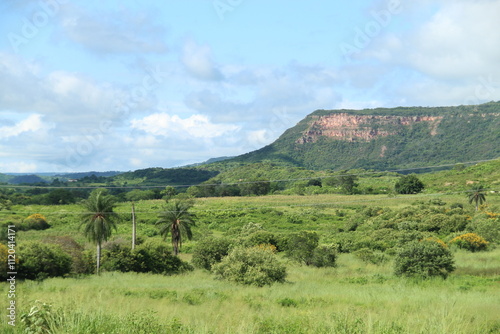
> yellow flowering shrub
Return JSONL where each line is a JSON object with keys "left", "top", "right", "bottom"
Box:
{"left": 21, "top": 213, "right": 50, "bottom": 231}
{"left": 255, "top": 244, "right": 277, "bottom": 253}
{"left": 424, "top": 237, "right": 448, "bottom": 248}
{"left": 449, "top": 233, "right": 488, "bottom": 252}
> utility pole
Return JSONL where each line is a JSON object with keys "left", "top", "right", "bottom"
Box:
{"left": 132, "top": 202, "right": 136, "bottom": 250}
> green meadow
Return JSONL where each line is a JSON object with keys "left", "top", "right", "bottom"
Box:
{"left": 1, "top": 192, "right": 500, "bottom": 333}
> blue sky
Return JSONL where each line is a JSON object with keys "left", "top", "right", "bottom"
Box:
{"left": 1, "top": 0, "right": 499, "bottom": 172}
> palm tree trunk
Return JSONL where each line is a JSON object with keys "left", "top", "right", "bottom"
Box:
{"left": 96, "top": 242, "right": 101, "bottom": 275}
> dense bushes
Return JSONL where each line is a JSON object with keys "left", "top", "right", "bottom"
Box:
{"left": 17, "top": 242, "right": 72, "bottom": 280}
{"left": 283, "top": 231, "right": 319, "bottom": 265}
{"left": 213, "top": 246, "right": 287, "bottom": 286}
{"left": 309, "top": 245, "right": 337, "bottom": 267}
{"left": 99, "top": 239, "right": 193, "bottom": 274}
{"left": 191, "top": 237, "right": 233, "bottom": 270}
{"left": 394, "top": 239, "right": 455, "bottom": 279}
{"left": 449, "top": 233, "right": 489, "bottom": 252}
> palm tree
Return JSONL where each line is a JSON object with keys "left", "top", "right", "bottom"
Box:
{"left": 467, "top": 185, "right": 487, "bottom": 211}
{"left": 156, "top": 199, "right": 196, "bottom": 255}
{"left": 80, "top": 189, "right": 119, "bottom": 275}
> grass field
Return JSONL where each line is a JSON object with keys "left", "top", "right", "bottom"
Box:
{"left": 2, "top": 249, "right": 499, "bottom": 333}
{"left": 1, "top": 192, "right": 499, "bottom": 333}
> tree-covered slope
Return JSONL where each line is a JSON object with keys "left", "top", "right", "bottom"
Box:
{"left": 230, "top": 102, "right": 500, "bottom": 170}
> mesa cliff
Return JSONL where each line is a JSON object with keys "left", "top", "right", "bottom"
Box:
{"left": 230, "top": 101, "right": 500, "bottom": 170}
{"left": 296, "top": 114, "right": 443, "bottom": 143}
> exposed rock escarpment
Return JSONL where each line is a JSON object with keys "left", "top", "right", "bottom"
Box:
{"left": 296, "top": 113, "right": 443, "bottom": 143}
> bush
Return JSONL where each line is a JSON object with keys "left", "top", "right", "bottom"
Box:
{"left": 191, "top": 237, "right": 233, "bottom": 270}
{"left": 395, "top": 174, "right": 424, "bottom": 194}
{"left": 394, "top": 240, "right": 455, "bottom": 279}
{"left": 17, "top": 213, "right": 50, "bottom": 231}
{"left": 244, "top": 231, "right": 284, "bottom": 251}
{"left": 469, "top": 215, "right": 500, "bottom": 243}
{"left": 18, "top": 241, "right": 72, "bottom": 280}
{"left": 98, "top": 239, "right": 193, "bottom": 274}
{"left": 283, "top": 231, "right": 319, "bottom": 265}
{"left": 309, "top": 245, "right": 337, "bottom": 267}
{"left": 43, "top": 236, "right": 87, "bottom": 274}
{"left": 213, "top": 246, "right": 287, "bottom": 286}
{"left": 449, "top": 233, "right": 489, "bottom": 252}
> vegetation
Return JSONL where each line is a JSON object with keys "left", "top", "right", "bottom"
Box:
{"left": 156, "top": 199, "right": 196, "bottom": 255}
{"left": 16, "top": 241, "right": 72, "bottom": 280}
{"left": 0, "top": 155, "right": 499, "bottom": 332}
{"left": 394, "top": 174, "right": 425, "bottom": 194}
{"left": 228, "top": 101, "right": 500, "bottom": 170}
{"left": 80, "top": 189, "right": 120, "bottom": 275}
{"left": 467, "top": 184, "right": 487, "bottom": 211}
{"left": 449, "top": 233, "right": 489, "bottom": 252}
{"left": 213, "top": 246, "right": 287, "bottom": 286}
{"left": 394, "top": 239, "right": 455, "bottom": 279}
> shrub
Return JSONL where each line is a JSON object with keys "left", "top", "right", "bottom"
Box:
{"left": 98, "top": 239, "right": 193, "bottom": 274}
{"left": 309, "top": 245, "right": 337, "bottom": 267}
{"left": 395, "top": 174, "right": 424, "bottom": 194}
{"left": 353, "top": 248, "right": 387, "bottom": 265}
{"left": 468, "top": 216, "right": 500, "bottom": 243}
{"left": 18, "top": 213, "right": 50, "bottom": 231}
{"left": 449, "top": 233, "right": 489, "bottom": 252}
{"left": 18, "top": 241, "right": 72, "bottom": 280}
{"left": 283, "top": 231, "right": 319, "bottom": 265}
{"left": 394, "top": 240, "right": 455, "bottom": 279}
{"left": 43, "top": 236, "right": 87, "bottom": 274}
{"left": 191, "top": 237, "right": 233, "bottom": 270}
{"left": 244, "top": 231, "right": 284, "bottom": 251}
{"left": 213, "top": 246, "right": 287, "bottom": 286}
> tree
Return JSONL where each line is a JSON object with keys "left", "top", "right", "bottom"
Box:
{"left": 161, "top": 186, "right": 177, "bottom": 201}
{"left": 80, "top": 189, "right": 119, "bottom": 275}
{"left": 467, "top": 185, "right": 486, "bottom": 211}
{"left": 394, "top": 174, "right": 424, "bottom": 194}
{"left": 394, "top": 239, "right": 455, "bottom": 279}
{"left": 156, "top": 199, "right": 196, "bottom": 255}
{"left": 338, "top": 175, "right": 358, "bottom": 194}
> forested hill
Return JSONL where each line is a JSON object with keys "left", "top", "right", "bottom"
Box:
{"left": 228, "top": 101, "right": 500, "bottom": 170}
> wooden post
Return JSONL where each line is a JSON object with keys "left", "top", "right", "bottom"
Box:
{"left": 132, "top": 202, "right": 136, "bottom": 250}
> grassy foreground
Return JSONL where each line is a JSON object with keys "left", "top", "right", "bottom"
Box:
{"left": 2, "top": 249, "right": 500, "bottom": 334}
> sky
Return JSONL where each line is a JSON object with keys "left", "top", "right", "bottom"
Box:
{"left": 1, "top": 0, "right": 499, "bottom": 173}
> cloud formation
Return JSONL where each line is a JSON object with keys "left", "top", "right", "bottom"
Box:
{"left": 181, "top": 40, "right": 223, "bottom": 81}
{"left": 131, "top": 113, "right": 240, "bottom": 139}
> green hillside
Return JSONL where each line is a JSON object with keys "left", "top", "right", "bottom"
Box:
{"left": 229, "top": 102, "right": 500, "bottom": 170}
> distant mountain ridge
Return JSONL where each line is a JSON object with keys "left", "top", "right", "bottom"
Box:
{"left": 228, "top": 101, "right": 500, "bottom": 170}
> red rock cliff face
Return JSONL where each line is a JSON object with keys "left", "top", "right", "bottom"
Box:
{"left": 296, "top": 113, "right": 443, "bottom": 143}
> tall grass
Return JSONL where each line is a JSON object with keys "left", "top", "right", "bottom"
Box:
{"left": 3, "top": 250, "right": 499, "bottom": 333}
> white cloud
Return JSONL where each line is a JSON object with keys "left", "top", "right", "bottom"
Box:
{"left": 0, "top": 114, "right": 48, "bottom": 139}
{"left": 181, "top": 40, "right": 223, "bottom": 81}
{"left": 0, "top": 162, "right": 37, "bottom": 173}
{"left": 131, "top": 113, "right": 240, "bottom": 139}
